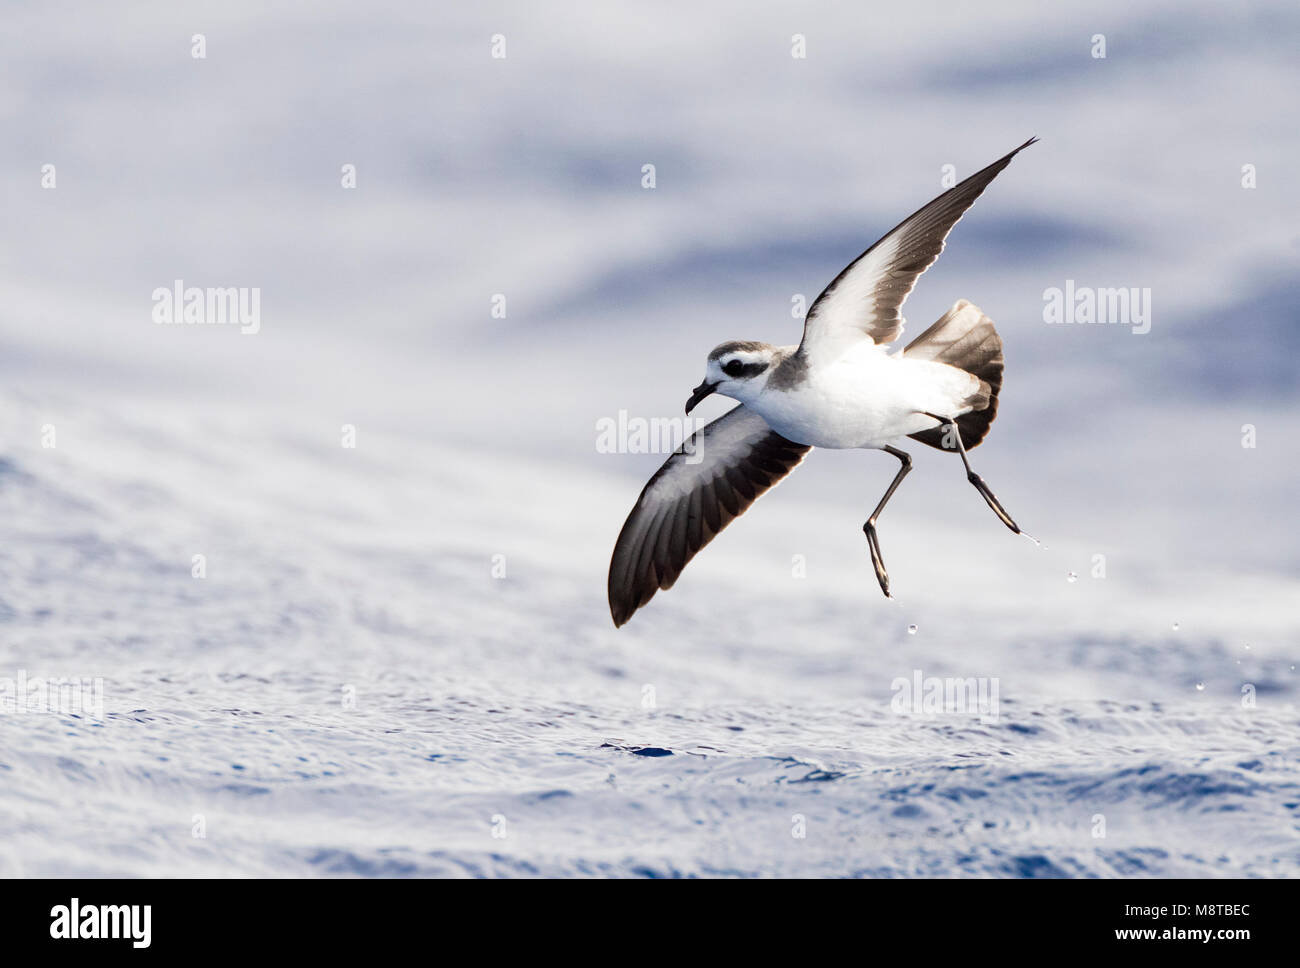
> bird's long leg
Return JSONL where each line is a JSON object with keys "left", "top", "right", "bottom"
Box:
{"left": 863, "top": 445, "right": 912, "bottom": 598}
{"left": 923, "top": 412, "right": 1037, "bottom": 543}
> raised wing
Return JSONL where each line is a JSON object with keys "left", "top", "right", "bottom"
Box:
{"left": 798, "top": 137, "right": 1036, "bottom": 361}
{"left": 608, "top": 405, "right": 810, "bottom": 627}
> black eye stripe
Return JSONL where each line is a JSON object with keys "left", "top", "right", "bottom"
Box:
{"left": 724, "top": 360, "right": 768, "bottom": 378}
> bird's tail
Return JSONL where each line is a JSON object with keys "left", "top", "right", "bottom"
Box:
{"left": 903, "top": 299, "right": 1004, "bottom": 451}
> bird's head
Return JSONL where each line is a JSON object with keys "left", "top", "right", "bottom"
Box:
{"left": 685, "top": 341, "right": 781, "bottom": 414}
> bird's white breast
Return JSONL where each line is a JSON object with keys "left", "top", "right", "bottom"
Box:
{"left": 750, "top": 345, "right": 977, "bottom": 449}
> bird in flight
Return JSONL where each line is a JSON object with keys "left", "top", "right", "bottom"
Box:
{"left": 608, "top": 138, "right": 1039, "bottom": 627}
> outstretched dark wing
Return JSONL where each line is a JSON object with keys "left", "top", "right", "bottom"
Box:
{"left": 798, "top": 137, "right": 1036, "bottom": 361}
{"left": 608, "top": 405, "right": 810, "bottom": 627}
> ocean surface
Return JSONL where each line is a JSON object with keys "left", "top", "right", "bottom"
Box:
{"left": 0, "top": 390, "right": 1296, "bottom": 878}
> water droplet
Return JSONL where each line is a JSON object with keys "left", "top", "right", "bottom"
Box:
{"left": 1066, "top": 571, "right": 1077, "bottom": 583}
{"left": 1244, "top": 643, "right": 1251, "bottom": 651}
{"left": 1172, "top": 622, "right": 1180, "bottom": 631}
{"left": 1195, "top": 681, "right": 1205, "bottom": 691}
{"left": 907, "top": 624, "right": 918, "bottom": 635}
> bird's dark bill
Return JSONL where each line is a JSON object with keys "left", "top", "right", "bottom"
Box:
{"left": 685, "top": 381, "right": 717, "bottom": 414}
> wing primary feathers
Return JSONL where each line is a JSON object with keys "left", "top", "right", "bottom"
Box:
{"left": 607, "top": 405, "right": 810, "bottom": 627}
{"left": 798, "top": 137, "right": 1037, "bottom": 356}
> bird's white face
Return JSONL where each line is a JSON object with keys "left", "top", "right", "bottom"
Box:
{"left": 685, "top": 342, "right": 777, "bottom": 413}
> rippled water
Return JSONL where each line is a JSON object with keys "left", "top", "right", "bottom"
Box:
{"left": 1, "top": 393, "right": 1296, "bottom": 878}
